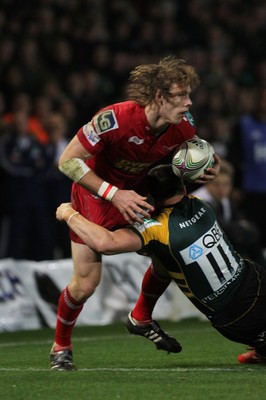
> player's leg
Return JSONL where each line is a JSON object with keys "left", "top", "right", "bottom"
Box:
{"left": 130, "top": 260, "right": 171, "bottom": 322}
{"left": 213, "top": 324, "right": 266, "bottom": 364}
{"left": 237, "top": 261, "right": 266, "bottom": 364}
{"left": 50, "top": 241, "right": 102, "bottom": 371}
{"left": 212, "top": 259, "right": 266, "bottom": 365}
{"left": 238, "top": 327, "right": 266, "bottom": 364}
{"left": 126, "top": 259, "right": 182, "bottom": 353}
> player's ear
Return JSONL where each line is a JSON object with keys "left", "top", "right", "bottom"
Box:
{"left": 155, "top": 89, "right": 163, "bottom": 103}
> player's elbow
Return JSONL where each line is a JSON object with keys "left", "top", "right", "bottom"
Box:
{"left": 90, "top": 240, "right": 114, "bottom": 255}
{"left": 58, "top": 153, "right": 68, "bottom": 170}
{"left": 92, "top": 239, "right": 120, "bottom": 255}
{"left": 58, "top": 157, "right": 65, "bottom": 173}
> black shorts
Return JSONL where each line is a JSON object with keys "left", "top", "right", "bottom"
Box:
{"left": 210, "top": 260, "right": 266, "bottom": 350}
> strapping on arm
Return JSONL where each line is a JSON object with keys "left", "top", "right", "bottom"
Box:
{"left": 59, "top": 158, "right": 91, "bottom": 182}
{"left": 97, "top": 181, "right": 118, "bottom": 201}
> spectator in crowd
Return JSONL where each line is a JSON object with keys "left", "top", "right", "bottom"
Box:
{"left": 0, "top": 109, "right": 55, "bottom": 260}
{"left": 3, "top": 93, "right": 50, "bottom": 144}
{"left": 0, "top": 93, "right": 8, "bottom": 258}
{"left": 45, "top": 112, "right": 72, "bottom": 258}
{"left": 227, "top": 87, "right": 266, "bottom": 251}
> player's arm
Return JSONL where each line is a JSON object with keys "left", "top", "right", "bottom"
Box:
{"left": 56, "top": 203, "right": 142, "bottom": 255}
{"left": 58, "top": 135, "right": 153, "bottom": 224}
{"left": 58, "top": 135, "right": 108, "bottom": 194}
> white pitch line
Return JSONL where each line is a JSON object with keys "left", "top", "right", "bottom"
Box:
{"left": 0, "top": 367, "right": 264, "bottom": 372}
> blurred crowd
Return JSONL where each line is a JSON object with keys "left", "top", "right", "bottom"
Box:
{"left": 0, "top": 0, "right": 265, "bottom": 261}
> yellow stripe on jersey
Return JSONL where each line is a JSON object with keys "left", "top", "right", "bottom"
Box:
{"left": 182, "top": 292, "right": 194, "bottom": 299}
{"left": 141, "top": 207, "right": 172, "bottom": 246}
{"left": 168, "top": 271, "right": 184, "bottom": 280}
{"left": 138, "top": 207, "right": 196, "bottom": 299}
{"left": 168, "top": 272, "right": 195, "bottom": 298}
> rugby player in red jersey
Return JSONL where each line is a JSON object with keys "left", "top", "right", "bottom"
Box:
{"left": 50, "top": 57, "right": 221, "bottom": 370}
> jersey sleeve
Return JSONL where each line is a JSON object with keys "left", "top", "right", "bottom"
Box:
{"left": 76, "top": 107, "right": 120, "bottom": 155}
{"left": 129, "top": 209, "right": 171, "bottom": 250}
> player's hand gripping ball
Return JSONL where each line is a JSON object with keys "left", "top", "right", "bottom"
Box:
{"left": 172, "top": 138, "right": 215, "bottom": 182}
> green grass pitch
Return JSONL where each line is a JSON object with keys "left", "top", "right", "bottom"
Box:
{"left": 1, "top": 318, "right": 265, "bottom": 400}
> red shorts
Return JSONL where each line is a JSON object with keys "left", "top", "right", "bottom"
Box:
{"left": 70, "top": 183, "right": 127, "bottom": 244}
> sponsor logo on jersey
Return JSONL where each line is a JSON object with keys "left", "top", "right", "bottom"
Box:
{"left": 83, "top": 123, "right": 100, "bottom": 146}
{"left": 182, "top": 111, "right": 195, "bottom": 126}
{"left": 128, "top": 136, "right": 145, "bottom": 145}
{"left": 201, "top": 263, "right": 244, "bottom": 303}
{"left": 134, "top": 218, "right": 162, "bottom": 233}
{"left": 202, "top": 224, "right": 223, "bottom": 248}
{"left": 114, "top": 159, "right": 151, "bottom": 174}
{"left": 93, "top": 110, "right": 118, "bottom": 134}
{"left": 182, "top": 221, "right": 222, "bottom": 261}
{"left": 189, "top": 244, "right": 203, "bottom": 260}
{"left": 179, "top": 207, "right": 207, "bottom": 229}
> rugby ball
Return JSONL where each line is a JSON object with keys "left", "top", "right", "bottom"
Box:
{"left": 172, "top": 138, "right": 215, "bottom": 182}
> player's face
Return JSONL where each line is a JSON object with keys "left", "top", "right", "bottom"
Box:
{"left": 161, "top": 84, "right": 193, "bottom": 124}
{"left": 207, "top": 173, "right": 232, "bottom": 200}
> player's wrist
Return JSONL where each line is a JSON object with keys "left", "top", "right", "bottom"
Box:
{"left": 61, "top": 207, "right": 74, "bottom": 220}
{"left": 97, "top": 181, "right": 118, "bottom": 201}
{"left": 67, "top": 211, "right": 79, "bottom": 224}
{"left": 61, "top": 207, "right": 79, "bottom": 223}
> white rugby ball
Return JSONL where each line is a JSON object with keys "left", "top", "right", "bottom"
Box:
{"left": 172, "top": 138, "right": 215, "bottom": 182}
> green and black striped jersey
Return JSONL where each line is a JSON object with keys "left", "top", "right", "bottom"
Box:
{"left": 131, "top": 195, "right": 246, "bottom": 316}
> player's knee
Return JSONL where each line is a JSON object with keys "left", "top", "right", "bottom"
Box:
{"left": 80, "top": 281, "right": 97, "bottom": 299}
{"left": 69, "top": 275, "right": 100, "bottom": 302}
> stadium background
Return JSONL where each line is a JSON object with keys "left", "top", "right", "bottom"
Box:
{"left": 0, "top": 0, "right": 265, "bottom": 331}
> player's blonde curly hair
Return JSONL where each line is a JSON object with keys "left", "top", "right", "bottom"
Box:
{"left": 127, "top": 56, "right": 200, "bottom": 106}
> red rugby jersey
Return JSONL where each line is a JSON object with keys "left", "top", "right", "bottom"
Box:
{"left": 77, "top": 101, "right": 196, "bottom": 192}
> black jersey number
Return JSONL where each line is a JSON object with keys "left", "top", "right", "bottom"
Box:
{"left": 206, "top": 244, "right": 235, "bottom": 284}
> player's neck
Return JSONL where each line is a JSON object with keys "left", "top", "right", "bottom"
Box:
{"left": 145, "top": 104, "right": 169, "bottom": 134}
